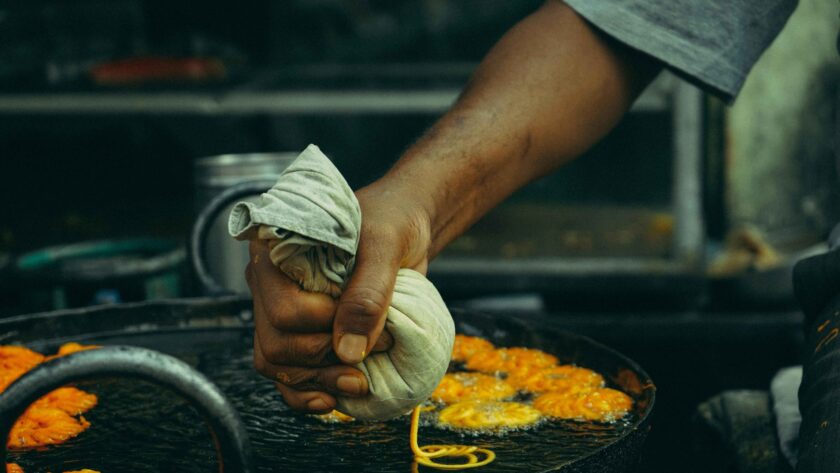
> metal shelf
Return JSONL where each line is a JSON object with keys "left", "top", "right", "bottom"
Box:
{"left": 0, "top": 70, "right": 676, "bottom": 116}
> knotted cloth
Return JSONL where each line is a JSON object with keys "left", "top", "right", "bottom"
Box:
{"left": 228, "top": 144, "right": 455, "bottom": 421}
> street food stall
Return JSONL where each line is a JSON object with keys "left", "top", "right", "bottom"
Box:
{"left": 0, "top": 1, "right": 836, "bottom": 472}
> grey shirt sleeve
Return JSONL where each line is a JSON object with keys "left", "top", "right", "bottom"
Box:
{"left": 564, "top": 0, "right": 798, "bottom": 102}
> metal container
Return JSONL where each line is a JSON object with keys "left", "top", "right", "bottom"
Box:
{"left": 193, "top": 153, "right": 297, "bottom": 294}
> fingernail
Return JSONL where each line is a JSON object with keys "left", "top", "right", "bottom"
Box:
{"left": 336, "top": 375, "right": 364, "bottom": 396}
{"left": 308, "top": 398, "right": 329, "bottom": 411}
{"left": 337, "top": 334, "right": 368, "bottom": 363}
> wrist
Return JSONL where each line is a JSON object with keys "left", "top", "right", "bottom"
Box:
{"left": 356, "top": 180, "right": 433, "bottom": 272}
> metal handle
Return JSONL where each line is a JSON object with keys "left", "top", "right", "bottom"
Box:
{"left": 0, "top": 346, "right": 254, "bottom": 473}
{"left": 190, "top": 180, "right": 276, "bottom": 296}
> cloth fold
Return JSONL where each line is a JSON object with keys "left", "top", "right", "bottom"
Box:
{"left": 229, "top": 144, "right": 455, "bottom": 421}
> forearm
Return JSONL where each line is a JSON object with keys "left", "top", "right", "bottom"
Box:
{"left": 371, "top": 0, "right": 661, "bottom": 258}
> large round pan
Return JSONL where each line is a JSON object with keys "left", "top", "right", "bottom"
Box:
{"left": 0, "top": 298, "right": 654, "bottom": 472}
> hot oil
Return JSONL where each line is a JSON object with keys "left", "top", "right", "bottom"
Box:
{"left": 8, "top": 330, "right": 635, "bottom": 472}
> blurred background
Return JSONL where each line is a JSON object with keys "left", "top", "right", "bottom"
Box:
{"left": 0, "top": 0, "right": 837, "bottom": 471}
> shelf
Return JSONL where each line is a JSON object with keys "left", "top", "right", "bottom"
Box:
{"left": 0, "top": 70, "right": 676, "bottom": 116}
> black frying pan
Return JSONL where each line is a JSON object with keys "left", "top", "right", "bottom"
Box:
{"left": 0, "top": 298, "right": 655, "bottom": 472}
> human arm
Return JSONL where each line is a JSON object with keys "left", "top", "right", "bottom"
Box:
{"left": 250, "top": 0, "right": 662, "bottom": 412}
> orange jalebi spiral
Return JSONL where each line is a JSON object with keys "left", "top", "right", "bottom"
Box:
{"left": 450, "top": 335, "right": 495, "bottom": 363}
{"left": 1, "top": 344, "right": 99, "bottom": 450}
{"left": 533, "top": 388, "right": 633, "bottom": 422}
{"left": 464, "top": 348, "right": 558, "bottom": 375}
{"left": 410, "top": 406, "right": 495, "bottom": 470}
{"left": 506, "top": 365, "right": 605, "bottom": 394}
{"left": 431, "top": 373, "right": 516, "bottom": 404}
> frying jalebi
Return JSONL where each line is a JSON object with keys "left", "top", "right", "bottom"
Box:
{"left": 0, "top": 346, "right": 45, "bottom": 392}
{"left": 436, "top": 401, "right": 542, "bottom": 431}
{"left": 464, "top": 347, "right": 558, "bottom": 376}
{"left": 7, "top": 407, "right": 91, "bottom": 449}
{"left": 431, "top": 373, "right": 516, "bottom": 404}
{"left": 507, "top": 365, "right": 604, "bottom": 394}
{"left": 533, "top": 388, "right": 632, "bottom": 422}
{"left": 0, "top": 368, "right": 28, "bottom": 394}
{"left": 0, "top": 346, "right": 44, "bottom": 371}
{"left": 316, "top": 410, "right": 355, "bottom": 423}
{"left": 451, "top": 335, "right": 495, "bottom": 363}
{"left": 32, "top": 387, "right": 98, "bottom": 416}
{"left": 44, "top": 343, "right": 101, "bottom": 361}
{"left": 413, "top": 335, "right": 636, "bottom": 469}
{"left": 410, "top": 406, "right": 495, "bottom": 470}
{"left": 0, "top": 344, "right": 99, "bottom": 450}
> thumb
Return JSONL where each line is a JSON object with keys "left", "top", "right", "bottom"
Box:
{"left": 333, "top": 235, "right": 402, "bottom": 365}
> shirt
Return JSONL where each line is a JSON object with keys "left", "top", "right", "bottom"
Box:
{"left": 564, "top": 0, "right": 799, "bottom": 102}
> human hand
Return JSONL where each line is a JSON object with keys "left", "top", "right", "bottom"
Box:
{"left": 248, "top": 239, "right": 395, "bottom": 413}
{"left": 247, "top": 183, "right": 432, "bottom": 414}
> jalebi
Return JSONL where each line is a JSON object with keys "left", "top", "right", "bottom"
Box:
{"left": 315, "top": 410, "right": 355, "bottom": 423}
{"left": 533, "top": 387, "right": 633, "bottom": 422}
{"left": 1, "top": 344, "right": 99, "bottom": 450}
{"left": 431, "top": 373, "right": 516, "bottom": 404}
{"left": 464, "top": 347, "right": 558, "bottom": 376}
{"left": 507, "top": 365, "right": 604, "bottom": 394}
{"left": 451, "top": 335, "right": 495, "bottom": 363}
{"left": 436, "top": 400, "right": 542, "bottom": 431}
{"left": 410, "top": 406, "right": 495, "bottom": 470}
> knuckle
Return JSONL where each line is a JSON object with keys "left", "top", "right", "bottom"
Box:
{"left": 299, "top": 336, "right": 333, "bottom": 364}
{"left": 340, "top": 287, "right": 388, "bottom": 324}
{"left": 261, "top": 339, "right": 292, "bottom": 364}
{"left": 315, "top": 370, "right": 336, "bottom": 392}
{"left": 265, "top": 335, "right": 331, "bottom": 366}
{"left": 265, "top": 303, "right": 293, "bottom": 330}
{"left": 281, "top": 368, "right": 319, "bottom": 390}
{"left": 362, "top": 221, "right": 400, "bottom": 243}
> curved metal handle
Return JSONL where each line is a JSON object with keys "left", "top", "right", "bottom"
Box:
{"left": 190, "top": 180, "right": 276, "bottom": 296}
{"left": 0, "top": 346, "right": 254, "bottom": 473}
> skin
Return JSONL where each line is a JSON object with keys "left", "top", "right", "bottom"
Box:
{"left": 247, "top": 0, "right": 662, "bottom": 413}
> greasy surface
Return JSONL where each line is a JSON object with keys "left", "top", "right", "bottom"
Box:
{"left": 6, "top": 329, "right": 639, "bottom": 473}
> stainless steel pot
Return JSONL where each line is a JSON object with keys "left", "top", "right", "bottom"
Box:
{"left": 193, "top": 153, "right": 297, "bottom": 294}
